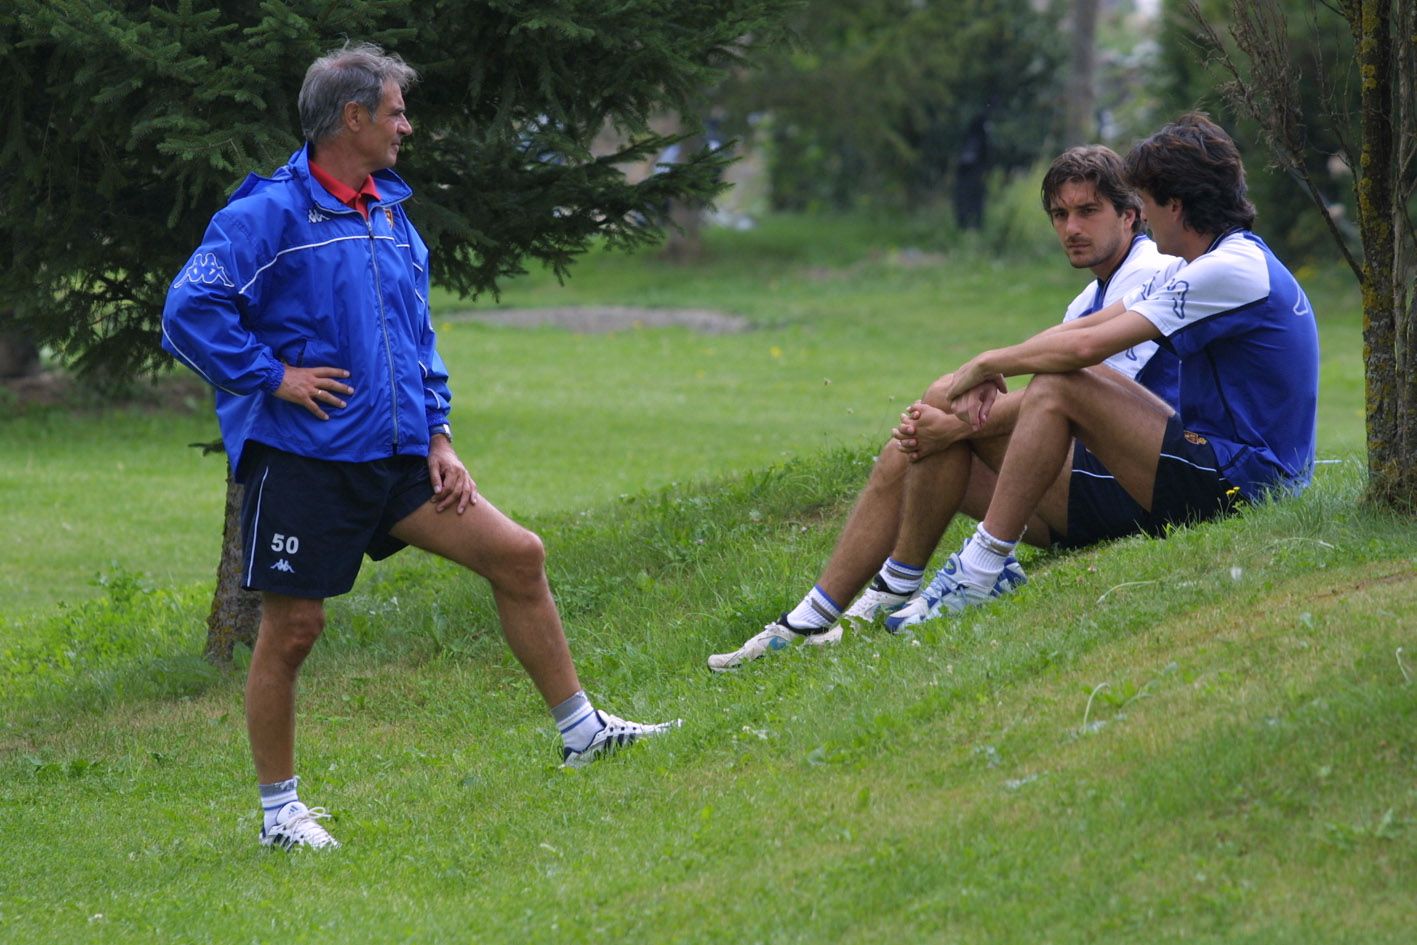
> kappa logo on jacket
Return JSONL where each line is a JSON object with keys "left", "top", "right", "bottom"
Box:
{"left": 308, "top": 207, "right": 330, "bottom": 224}
{"left": 173, "top": 252, "right": 235, "bottom": 289}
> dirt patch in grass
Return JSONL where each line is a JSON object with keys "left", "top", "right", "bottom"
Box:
{"left": 1, "top": 370, "right": 210, "bottom": 414}
{"left": 445, "top": 305, "right": 750, "bottom": 334}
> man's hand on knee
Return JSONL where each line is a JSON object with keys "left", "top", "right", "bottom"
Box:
{"left": 427, "top": 436, "right": 479, "bottom": 514}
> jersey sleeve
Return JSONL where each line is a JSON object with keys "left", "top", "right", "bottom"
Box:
{"left": 1123, "top": 239, "right": 1271, "bottom": 359}
{"left": 160, "top": 213, "right": 285, "bottom": 396}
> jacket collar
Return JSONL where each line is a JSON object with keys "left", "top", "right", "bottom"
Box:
{"left": 288, "top": 143, "right": 413, "bottom": 213}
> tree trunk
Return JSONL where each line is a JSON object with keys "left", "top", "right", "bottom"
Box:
{"left": 1347, "top": 0, "right": 1417, "bottom": 510}
{"left": 1390, "top": 0, "right": 1417, "bottom": 510}
{"left": 1064, "top": 0, "right": 1101, "bottom": 146}
{"left": 0, "top": 320, "right": 41, "bottom": 379}
{"left": 204, "top": 467, "right": 261, "bottom": 664}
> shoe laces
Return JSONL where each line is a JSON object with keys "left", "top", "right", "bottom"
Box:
{"left": 921, "top": 555, "right": 964, "bottom": 605}
{"left": 272, "top": 806, "right": 338, "bottom": 849}
{"left": 594, "top": 711, "right": 645, "bottom": 745}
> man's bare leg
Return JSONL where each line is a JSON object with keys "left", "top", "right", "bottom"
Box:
{"left": 982, "top": 369, "right": 1172, "bottom": 543}
{"left": 814, "top": 439, "right": 911, "bottom": 604}
{"left": 391, "top": 496, "right": 679, "bottom": 763}
{"left": 248, "top": 593, "right": 341, "bottom": 848}
{"left": 390, "top": 498, "right": 579, "bottom": 707}
{"left": 247, "top": 593, "right": 326, "bottom": 783}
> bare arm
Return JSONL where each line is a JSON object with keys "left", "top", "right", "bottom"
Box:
{"left": 944, "top": 305, "right": 1160, "bottom": 404}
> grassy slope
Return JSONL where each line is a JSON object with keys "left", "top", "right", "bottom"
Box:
{"left": 0, "top": 216, "right": 1410, "bottom": 943}
{"left": 1, "top": 458, "right": 1412, "bottom": 944}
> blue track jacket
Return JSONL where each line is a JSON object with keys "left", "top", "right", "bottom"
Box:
{"left": 162, "top": 145, "right": 452, "bottom": 480}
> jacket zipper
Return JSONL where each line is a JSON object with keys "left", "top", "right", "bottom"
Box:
{"left": 366, "top": 211, "right": 400, "bottom": 450}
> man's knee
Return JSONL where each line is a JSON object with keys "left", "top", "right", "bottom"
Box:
{"left": 1021, "top": 370, "right": 1087, "bottom": 412}
{"left": 921, "top": 373, "right": 957, "bottom": 409}
{"left": 487, "top": 525, "right": 547, "bottom": 587}
{"left": 260, "top": 600, "right": 326, "bottom": 665}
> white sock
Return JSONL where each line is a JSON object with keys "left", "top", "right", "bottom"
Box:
{"left": 259, "top": 776, "right": 301, "bottom": 831}
{"left": 553, "top": 690, "right": 604, "bottom": 753}
{"left": 957, "top": 524, "right": 1017, "bottom": 588}
{"left": 876, "top": 557, "right": 925, "bottom": 594}
{"left": 784, "top": 584, "right": 841, "bottom": 631}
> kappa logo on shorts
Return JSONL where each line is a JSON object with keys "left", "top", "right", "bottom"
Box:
{"left": 270, "top": 559, "right": 296, "bottom": 574}
{"left": 1183, "top": 430, "right": 1208, "bottom": 446}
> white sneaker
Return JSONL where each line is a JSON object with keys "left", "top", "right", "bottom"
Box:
{"left": 562, "top": 711, "right": 682, "bottom": 768}
{"left": 839, "top": 580, "right": 915, "bottom": 624}
{"left": 259, "top": 802, "right": 340, "bottom": 850}
{"left": 707, "top": 616, "right": 842, "bottom": 672}
{"left": 885, "top": 550, "right": 1027, "bottom": 632}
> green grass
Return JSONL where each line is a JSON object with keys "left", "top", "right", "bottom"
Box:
{"left": 1, "top": 215, "right": 1410, "bottom": 944}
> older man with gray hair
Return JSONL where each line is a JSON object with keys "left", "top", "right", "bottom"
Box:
{"left": 163, "top": 42, "right": 678, "bottom": 851}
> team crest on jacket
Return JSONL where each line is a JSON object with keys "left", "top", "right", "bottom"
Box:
{"left": 384, "top": 207, "right": 394, "bottom": 227}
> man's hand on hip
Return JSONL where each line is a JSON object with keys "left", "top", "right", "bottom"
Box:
{"left": 274, "top": 365, "right": 354, "bottom": 420}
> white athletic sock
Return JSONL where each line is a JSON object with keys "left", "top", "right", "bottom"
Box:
{"left": 957, "top": 524, "right": 1017, "bottom": 588}
{"left": 259, "top": 776, "right": 301, "bottom": 831}
{"left": 784, "top": 584, "right": 842, "bottom": 631}
{"left": 876, "top": 557, "right": 925, "bottom": 595}
{"left": 553, "top": 690, "right": 604, "bottom": 753}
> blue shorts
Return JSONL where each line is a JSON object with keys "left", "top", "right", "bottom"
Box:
{"left": 238, "top": 443, "right": 433, "bottom": 599}
{"left": 1059, "top": 414, "right": 1239, "bottom": 550}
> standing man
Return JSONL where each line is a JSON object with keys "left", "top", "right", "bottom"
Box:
{"left": 709, "top": 145, "right": 1180, "bottom": 670}
{"left": 892, "top": 112, "right": 1318, "bottom": 627}
{"left": 163, "top": 43, "right": 678, "bottom": 851}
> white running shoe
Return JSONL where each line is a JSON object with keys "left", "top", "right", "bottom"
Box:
{"left": 562, "top": 711, "right": 682, "bottom": 768}
{"left": 706, "top": 616, "right": 842, "bottom": 672}
{"left": 839, "top": 580, "right": 915, "bottom": 624}
{"left": 259, "top": 802, "right": 340, "bottom": 851}
{"left": 885, "top": 551, "right": 1027, "bottom": 632}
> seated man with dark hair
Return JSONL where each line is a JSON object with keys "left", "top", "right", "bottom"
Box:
{"left": 888, "top": 112, "right": 1318, "bottom": 629}
{"left": 709, "top": 144, "right": 1182, "bottom": 670}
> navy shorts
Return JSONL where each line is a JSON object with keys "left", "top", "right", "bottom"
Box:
{"left": 238, "top": 443, "right": 434, "bottom": 599}
{"left": 1059, "top": 414, "right": 1240, "bottom": 550}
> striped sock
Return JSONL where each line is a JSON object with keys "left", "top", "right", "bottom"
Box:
{"left": 957, "top": 524, "right": 1017, "bottom": 588}
{"left": 784, "top": 584, "right": 842, "bottom": 631}
{"left": 877, "top": 557, "right": 925, "bottom": 595}
{"left": 259, "top": 776, "right": 301, "bottom": 830}
{"left": 553, "top": 690, "right": 603, "bottom": 753}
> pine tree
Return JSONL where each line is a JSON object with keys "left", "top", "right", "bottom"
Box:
{"left": 2, "top": 0, "right": 789, "bottom": 373}
{"left": 1, "top": 0, "right": 793, "bottom": 657}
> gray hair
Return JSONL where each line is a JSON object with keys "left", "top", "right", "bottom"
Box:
{"left": 298, "top": 42, "right": 418, "bottom": 144}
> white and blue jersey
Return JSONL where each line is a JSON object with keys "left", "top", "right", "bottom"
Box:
{"left": 1061, "top": 234, "right": 1180, "bottom": 407}
{"left": 1124, "top": 230, "right": 1319, "bottom": 500}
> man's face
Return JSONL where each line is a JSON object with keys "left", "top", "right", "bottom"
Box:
{"left": 1138, "top": 191, "right": 1181, "bottom": 257}
{"left": 1047, "top": 180, "right": 1134, "bottom": 274}
{"left": 353, "top": 80, "right": 412, "bottom": 171}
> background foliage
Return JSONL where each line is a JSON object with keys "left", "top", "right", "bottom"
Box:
{"left": 718, "top": 0, "right": 1064, "bottom": 215}
{"left": 0, "top": 0, "right": 791, "bottom": 377}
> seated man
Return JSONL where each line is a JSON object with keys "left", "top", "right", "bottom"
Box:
{"left": 709, "top": 145, "right": 1180, "bottom": 670}
{"left": 891, "top": 112, "right": 1318, "bottom": 627}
